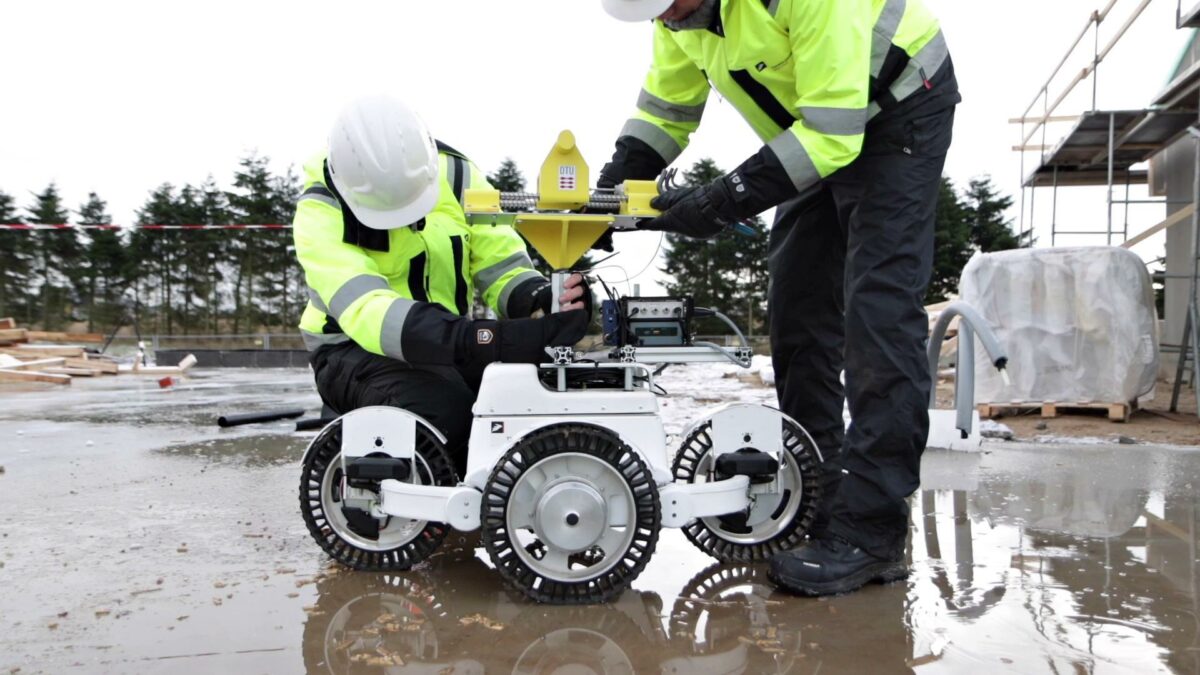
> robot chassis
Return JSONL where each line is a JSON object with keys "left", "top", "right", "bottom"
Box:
{"left": 299, "top": 132, "right": 825, "bottom": 604}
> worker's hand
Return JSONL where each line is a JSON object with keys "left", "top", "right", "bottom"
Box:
{"left": 459, "top": 311, "right": 590, "bottom": 366}
{"left": 533, "top": 274, "right": 594, "bottom": 318}
{"left": 639, "top": 181, "right": 733, "bottom": 240}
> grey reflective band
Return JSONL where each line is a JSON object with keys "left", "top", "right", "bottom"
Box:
{"left": 379, "top": 297, "right": 416, "bottom": 361}
{"left": 328, "top": 274, "right": 392, "bottom": 319}
{"left": 298, "top": 186, "right": 341, "bottom": 211}
{"left": 800, "top": 106, "right": 867, "bottom": 136}
{"left": 475, "top": 251, "right": 536, "bottom": 293}
{"left": 459, "top": 161, "right": 472, "bottom": 203}
{"left": 444, "top": 157, "right": 459, "bottom": 202}
{"left": 636, "top": 89, "right": 706, "bottom": 124}
{"left": 890, "top": 30, "right": 949, "bottom": 103}
{"left": 867, "top": 101, "right": 883, "bottom": 121}
{"left": 498, "top": 270, "right": 545, "bottom": 319}
{"left": 871, "top": 0, "right": 906, "bottom": 78}
{"left": 767, "top": 131, "right": 821, "bottom": 193}
{"left": 766, "top": 0, "right": 781, "bottom": 16}
{"left": 301, "top": 330, "right": 349, "bottom": 351}
{"left": 620, "top": 118, "right": 684, "bottom": 164}
{"left": 307, "top": 286, "right": 330, "bottom": 314}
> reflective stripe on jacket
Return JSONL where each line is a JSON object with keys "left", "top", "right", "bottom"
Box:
{"left": 625, "top": 0, "right": 947, "bottom": 193}
{"left": 293, "top": 148, "right": 543, "bottom": 360}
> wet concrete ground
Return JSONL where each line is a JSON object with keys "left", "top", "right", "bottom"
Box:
{"left": 2, "top": 369, "right": 1199, "bottom": 673}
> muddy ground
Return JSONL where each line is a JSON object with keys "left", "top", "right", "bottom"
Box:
{"left": 2, "top": 369, "right": 1199, "bottom": 673}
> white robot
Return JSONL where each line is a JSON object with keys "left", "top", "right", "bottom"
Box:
{"left": 299, "top": 132, "right": 824, "bottom": 604}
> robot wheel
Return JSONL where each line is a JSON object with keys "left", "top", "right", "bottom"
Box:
{"left": 673, "top": 411, "right": 821, "bottom": 562}
{"left": 300, "top": 412, "right": 457, "bottom": 571}
{"left": 481, "top": 424, "right": 660, "bottom": 604}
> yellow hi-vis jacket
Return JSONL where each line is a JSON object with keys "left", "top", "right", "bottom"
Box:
{"left": 293, "top": 146, "right": 543, "bottom": 363}
{"left": 622, "top": 0, "right": 949, "bottom": 194}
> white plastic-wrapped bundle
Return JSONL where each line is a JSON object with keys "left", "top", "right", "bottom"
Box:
{"left": 959, "top": 247, "right": 1159, "bottom": 405}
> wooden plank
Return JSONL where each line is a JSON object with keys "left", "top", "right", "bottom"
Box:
{"left": 0, "top": 329, "right": 28, "bottom": 343}
{"left": 0, "top": 358, "right": 66, "bottom": 371}
{"left": 44, "top": 367, "right": 98, "bottom": 377}
{"left": 121, "top": 365, "right": 184, "bottom": 376}
{"left": 63, "top": 357, "right": 118, "bottom": 374}
{"left": 25, "top": 330, "right": 105, "bottom": 344}
{"left": 0, "top": 349, "right": 40, "bottom": 361}
{"left": 1122, "top": 205, "right": 1195, "bottom": 249}
{"left": 0, "top": 369, "right": 71, "bottom": 385}
{"left": 0, "top": 318, "right": 14, "bottom": 330}
{"left": 11, "top": 345, "right": 86, "bottom": 357}
{"left": 979, "top": 401, "right": 1130, "bottom": 423}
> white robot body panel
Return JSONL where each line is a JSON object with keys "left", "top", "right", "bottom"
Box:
{"left": 465, "top": 414, "right": 671, "bottom": 489}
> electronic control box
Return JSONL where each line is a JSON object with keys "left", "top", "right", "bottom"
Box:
{"left": 602, "top": 296, "right": 694, "bottom": 347}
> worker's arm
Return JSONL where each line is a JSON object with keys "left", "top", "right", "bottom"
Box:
{"left": 599, "top": 24, "right": 711, "bottom": 187}
{"left": 464, "top": 161, "right": 546, "bottom": 318}
{"left": 294, "top": 196, "right": 472, "bottom": 365}
{"left": 731, "top": 0, "right": 874, "bottom": 214}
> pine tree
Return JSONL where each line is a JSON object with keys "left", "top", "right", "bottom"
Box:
{"left": 964, "top": 176, "right": 1025, "bottom": 251}
{"left": 926, "top": 177, "right": 974, "bottom": 303}
{"left": 199, "top": 177, "right": 231, "bottom": 332}
{"left": 78, "top": 193, "right": 124, "bottom": 333}
{"left": 227, "top": 153, "right": 298, "bottom": 332}
{"left": 0, "top": 190, "right": 33, "bottom": 321}
{"left": 659, "top": 158, "right": 768, "bottom": 335}
{"left": 26, "top": 183, "right": 84, "bottom": 329}
{"left": 130, "top": 184, "right": 181, "bottom": 333}
{"left": 173, "top": 185, "right": 208, "bottom": 333}
{"left": 270, "top": 165, "right": 302, "bottom": 331}
{"left": 487, "top": 158, "right": 525, "bottom": 193}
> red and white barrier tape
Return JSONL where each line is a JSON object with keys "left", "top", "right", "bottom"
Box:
{"left": 0, "top": 223, "right": 291, "bottom": 230}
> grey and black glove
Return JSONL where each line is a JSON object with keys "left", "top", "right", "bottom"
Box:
{"left": 457, "top": 310, "right": 589, "bottom": 366}
{"left": 638, "top": 179, "right": 734, "bottom": 239}
{"left": 640, "top": 144, "right": 807, "bottom": 239}
{"left": 532, "top": 277, "right": 595, "bottom": 321}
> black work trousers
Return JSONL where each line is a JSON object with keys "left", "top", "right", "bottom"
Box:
{"left": 310, "top": 341, "right": 478, "bottom": 475}
{"left": 769, "top": 104, "right": 955, "bottom": 559}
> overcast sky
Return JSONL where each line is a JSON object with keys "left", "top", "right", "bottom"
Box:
{"left": 0, "top": 0, "right": 1191, "bottom": 292}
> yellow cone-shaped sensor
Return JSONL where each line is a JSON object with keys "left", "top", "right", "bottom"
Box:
{"left": 515, "top": 215, "right": 613, "bottom": 270}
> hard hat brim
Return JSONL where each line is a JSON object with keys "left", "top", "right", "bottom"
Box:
{"left": 341, "top": 177, "right": 441, "bottom": 231}
{"left": 601, "top": 0, "right": 673, "bottom": 22}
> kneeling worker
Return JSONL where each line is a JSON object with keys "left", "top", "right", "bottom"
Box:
{"left": 293, "top": 95, "right": 590, "bottom": 473}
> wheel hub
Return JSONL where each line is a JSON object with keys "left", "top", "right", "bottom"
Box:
{"left": 535, "top": 480, "right": 608, "bottom": 553}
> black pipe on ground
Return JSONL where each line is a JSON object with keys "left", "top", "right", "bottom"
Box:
{"left": 217, "top": 409, "right": 306, "bottom": 428}
{"left": 295, "top": 417, "right": 336, "bottom": 432}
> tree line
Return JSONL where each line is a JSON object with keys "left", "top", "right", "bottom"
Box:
{"left": 0, "top": 155, "right": 299, "bottom": 335}
{"left": 0, "top": 154, "right": 1019, "bottom": 338}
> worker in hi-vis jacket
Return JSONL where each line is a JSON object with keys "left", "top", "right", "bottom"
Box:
{"left": 293, "top": 95, "right": 591, "bottom": 474}
{"left": 598, "top": 0, "right": 959, "bottom": 595}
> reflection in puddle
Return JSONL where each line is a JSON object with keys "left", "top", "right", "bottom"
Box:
{"left": 302, "top": 448, "right": 1200, "bottom": 673}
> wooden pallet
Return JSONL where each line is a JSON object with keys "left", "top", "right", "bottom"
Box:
{"left": 978, "top": 401, "right": 1133, "bottom": 423}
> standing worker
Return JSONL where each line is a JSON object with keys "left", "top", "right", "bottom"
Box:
{"left": 293, "top": 95, "right": 590, "bottom": 474}
{"left": 598, "top": 0, "right": 959, "bottom": 595}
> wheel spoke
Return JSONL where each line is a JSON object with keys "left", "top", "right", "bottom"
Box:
{"left": 595, "top": 528, "right": 628, "bottom": 558}
{"left": 509, "top": 507, "right": 536, "bottom": 530}
{"left": 541, "top": 548, "right": 570, "bottom": 571}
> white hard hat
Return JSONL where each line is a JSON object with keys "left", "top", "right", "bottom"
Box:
{"left": 327, "top": 94, "right": 440, "bottom": 230}
{"left": 602, "top": 0, "right": 674, "bottom": 22}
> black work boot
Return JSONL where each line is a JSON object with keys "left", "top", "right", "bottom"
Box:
{"left": 768, "top": 535, "right": 908, "bottom": 596}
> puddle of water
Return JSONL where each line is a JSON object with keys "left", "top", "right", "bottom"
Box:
{"left": 2, "top": 370, "right": 1200, "bottom": 673}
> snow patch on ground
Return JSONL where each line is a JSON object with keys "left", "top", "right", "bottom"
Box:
{"left": 653, "top": 362, "right": 777, "bottom": 438}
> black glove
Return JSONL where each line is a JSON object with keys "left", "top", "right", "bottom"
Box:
{"left": 533, "top": 276, "right": 595, "bottom": 321}
{"left": 639, "top": 173, "right": 745, "bottom": 240}
{"left": 458, "top": 310, "right": 589, "bottom": 366}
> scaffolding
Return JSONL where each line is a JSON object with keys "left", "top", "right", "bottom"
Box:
{"left": 1013, "top": 0, "right": 1200, "bottom": 416}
